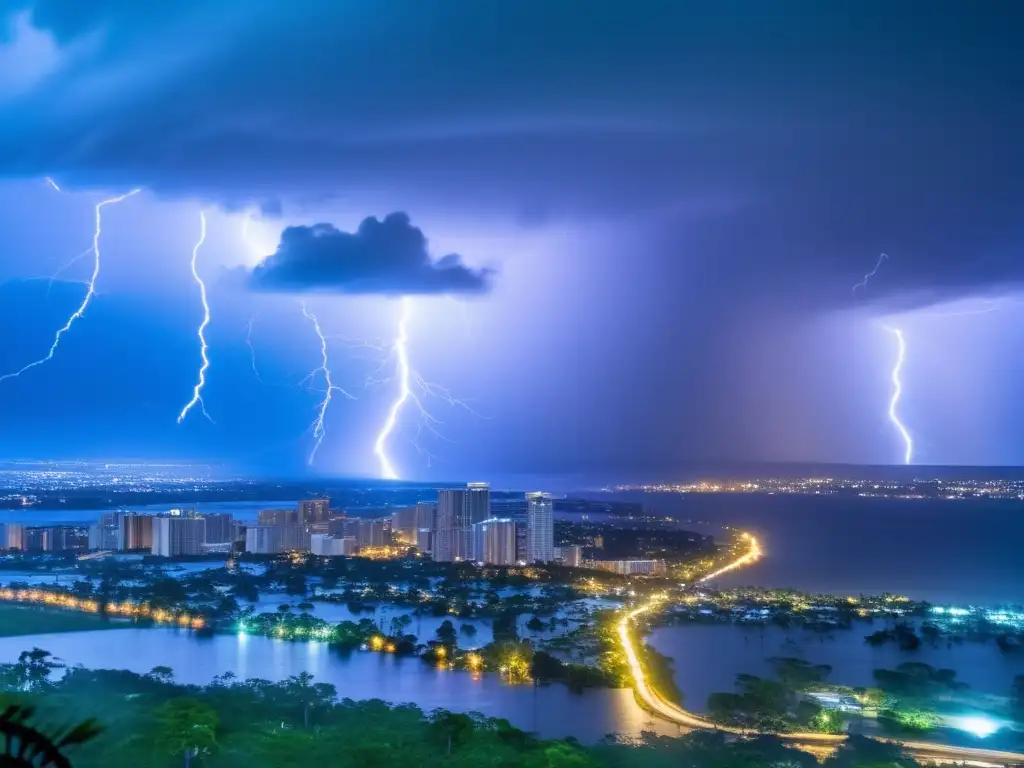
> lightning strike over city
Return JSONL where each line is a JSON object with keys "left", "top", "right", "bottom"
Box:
{"left": 2, "top": 6, "right": 1024, "bottom": 765}
{"left": 0, "top": 188, "right": 140, "bottom": 384}
{"left": 300, "top": 301, "right": 355, "bottom": 464}
{"left": 882, "top": 324, "right": 913, "bottom": 465}
{"left": 370, "top": 298, "right": 481, "bottom": 480}
{"left": 177, "top": 211, "right": 212, "bottom": 424}
{"left": 374, "top": 297, "right": 414, "bottom": 480}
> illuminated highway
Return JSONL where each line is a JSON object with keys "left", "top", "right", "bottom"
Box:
{"left": 619, "top": 534, "right": 1024, "bottom": 766}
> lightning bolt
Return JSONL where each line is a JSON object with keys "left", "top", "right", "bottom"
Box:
{"left": 177, "top": 212, "right": 212, "bottom": 423}
{"left": 300, "top": 301, "right": 355, "bottom": 465}
{"left": 245, "top": 314, "right": 265, "bottom": 384}
{"left": 374, "top": 297, "right": 413, "bottom": 480}
{"left": 372, "top": 297, "right": 480, "bottom": 480}
{"left": 882, "top": 324, "right": 913, "bottom": 465}
{"left": 0, "top": 187, "right": 140, "bottom": 383}
{"left": 852, "top": 252, "right": 888, "bottom": 296}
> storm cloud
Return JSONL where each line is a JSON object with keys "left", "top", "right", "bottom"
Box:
{"left": 1, "top": 2, "right": 1021, "bottom": 311}
{"left": 249, "top": 213, "right": 492, "bottom": 295}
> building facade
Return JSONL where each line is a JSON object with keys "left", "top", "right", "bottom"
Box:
{"left": 258, "top": 509, "right": 299, "bottom": 526}
{"left": 298, "top": 498, "right": 330, "bottom": 524}
{"left": 556, "top": 545, "right": 583, "bottom": 567}
{"left": 390, "top": 507, "right": 419, "bottom": 544}
{"left": 310, "top": 533, "right": 357, "bottom": 557}
{"left": 244, "top": 524, "right": 310, "bottom": 554}
{"left": 526, "top": 492, "right": 554, "bottom": 563}
{"left": 471, "top": 518, "right": 517, "bottom": 565}
{"left": 202, "top": 513, "right": 234, "bottom": 544}
{"left": 120, "top": 513, "right": 154, "bottom": 551}
{"left": 491, "top": 496, "right": 528, "bottom": 562}
{"left": 0, "top": 523, "right": 24, "bottom": 551}
{"left": 433, "top": 488, "right": 465, "bottom": 561}
{"left": 151, "top": 516, "right": 206, "bottom": 557}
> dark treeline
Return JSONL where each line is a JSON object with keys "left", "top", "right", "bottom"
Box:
{"left": 0, "top": 649, "right": 921, "bottom": 767}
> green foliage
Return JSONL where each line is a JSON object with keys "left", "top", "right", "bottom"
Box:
{"left": 878, "top": 706, "right": 940, "bottom": 733}
{"left": 872, "top": 662, "right": 964, "bottom": 698}
{"left": 0, "top": 703, "right": 102, "bottom": 767}
{"left": 435, "top": 619, "right": 458, "bottom": 647}
{"left": 153, "top": 697, "right": 219, "bottom": 765}
{"left": 769, "top": 657, "right": 832, "bottom": 689}
{"left": 813, "top": 708, "right": 845, "bottom": 734}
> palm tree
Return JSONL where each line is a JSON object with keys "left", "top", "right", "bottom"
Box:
{"left": 0, "top": 704, "right": 101, "bottom": 767}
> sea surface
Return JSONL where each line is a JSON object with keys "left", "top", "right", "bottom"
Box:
{"left": 603, "top": 493, "right": 1024, "bottom": 606}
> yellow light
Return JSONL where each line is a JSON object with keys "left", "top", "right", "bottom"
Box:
{"left": 435, "top": 645, "right": 446, "bottom": 659}
{"left": 370, "top": 635, "right": 384, "bottom": 651}
{"left": 466, "top": 652, "right": 482, "bottom": 670}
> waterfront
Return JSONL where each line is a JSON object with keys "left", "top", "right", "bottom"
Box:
{"left": 607, "top": 493, "right": 1024, "bottom": 605}
{"left": 0, "top": 627, "right": 674, "bottom": 742}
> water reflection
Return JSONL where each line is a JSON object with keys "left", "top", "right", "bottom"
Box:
{"left": 0, "top": 628, "right": 673, "bottom": 742}
{"left": 650, "top": 623, "right": 1024, "bottom": 713}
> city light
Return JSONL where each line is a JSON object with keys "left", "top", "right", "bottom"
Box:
{"left": 948, "top": 715, "right": 1000, "bottom": 739}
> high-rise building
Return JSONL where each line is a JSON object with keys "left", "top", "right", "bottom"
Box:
{"left": 310, "top": 533, "right": 357, "bottom": 557}
{"left": 202, "top": 513, "right": 234, "bottom": 544}
{"left": 413, "top": 501, "right": 436, "bottom": 554}
{"left": 0, "top": 523, "right": 24, "bottom": 551}
{"left": 491, "top": 496, "right": 528, "bottom": 562}
{"left": 244, "top": 524, "right": 310, "bottom": 554}
{"left": 119, "top": 513, "right": 153, "bottom": 551}
{"left": 355, "top": 519, "right": 387, "bottom": 549}
{"left": 526, "top": 492, "right": 554, "bottom": 563}
{"left": 298, "top": 498, "right": 330, "bottom": 524}
{"left": 258, "top": 509, "right": 299, "bottom": 526}
{"left": 26, "top": 526, "right": 86, "bottom": 552}
{"left": 471, "top": 518, "right": 517, "bottom": 565}
{"left": 557, "top": 545, "right": 583, "bottom": 567}
{"left": 390, "top": 507, "right": 419, "bottom": 544}
{"left": 151, "top": 516, "right": 206, "bottom": 557}
{"left": 89, "top": 512, "right": 122, "bottom": 551}
{"left": 466, "top": 482, "right": 491, "bottom": 526}
{"left": 434, "top": 483, "right": 490, "bottom": 561}
{"left": 434, "top": 488, "right": 465, "bottom": 561}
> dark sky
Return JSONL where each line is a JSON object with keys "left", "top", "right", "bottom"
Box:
{"left": 0, "top": 1, "right": 1022, "bottom": 478}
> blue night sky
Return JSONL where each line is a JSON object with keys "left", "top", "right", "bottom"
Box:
{"left": 0, "top": 1, "right": 1022, "bottom": 478}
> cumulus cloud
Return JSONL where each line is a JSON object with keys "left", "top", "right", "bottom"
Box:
{"left": 249, "top": 212, "right": 493, "bottom": 295}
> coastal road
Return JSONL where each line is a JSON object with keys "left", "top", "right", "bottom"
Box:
{"left": 619, "top": 536, "right": 1024, "bottom": 766}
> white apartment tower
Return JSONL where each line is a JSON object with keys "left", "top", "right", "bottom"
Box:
{"left": 526, "top": 492, "right": 554, "bottom": 564}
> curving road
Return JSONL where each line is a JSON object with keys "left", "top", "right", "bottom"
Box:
{"left": 619, "top": 535, "right": 1024, "bottom": 766}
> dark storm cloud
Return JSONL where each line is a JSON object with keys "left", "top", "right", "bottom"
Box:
{"left": 249, "top": 213, "right": 492, "bottom": 296}
{"left": 1, "top": 1, "right": 1023, "bottom": 311}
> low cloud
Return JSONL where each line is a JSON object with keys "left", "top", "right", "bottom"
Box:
{"left": 249, "top": 212, "right": 493, "bottom": 296}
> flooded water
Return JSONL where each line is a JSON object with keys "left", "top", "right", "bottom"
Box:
{"left": 0, "top": 628, "right": 674, "bottom": 742}
{"left": 648, "top": 623, "right": 1024, "bottom": 713}
{"left": 607, "top": 493, "right": 1024, "bottom": 605}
